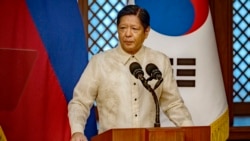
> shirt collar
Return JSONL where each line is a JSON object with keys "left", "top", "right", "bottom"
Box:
{"left": 116, "top": 44, "right": 145, "bottom": 65}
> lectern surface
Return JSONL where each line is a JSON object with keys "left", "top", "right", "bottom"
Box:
{"left": 91, "top": 126, "right": 210, "bottom": 141}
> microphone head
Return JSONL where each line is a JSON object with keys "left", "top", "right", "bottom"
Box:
{"left": 129, "top": 62, "right": 144, "bottom": 79}
{"left": 146, "top": 63, "right": 162, "bottom": 80}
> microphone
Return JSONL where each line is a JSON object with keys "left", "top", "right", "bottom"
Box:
{"left": 146, "top": 63, "right": 162, "bottom": 80}
{"left": 146, "top": 63, "right": 163, "bottom": 90}
{"left": 129, "top": 62, "right": 150, "bottom": 90}
{"left": 129, "top": 62, "right": 144, "bottom": 80}
{"left": 129, "top": 62, "right": 160, "bottom": 127}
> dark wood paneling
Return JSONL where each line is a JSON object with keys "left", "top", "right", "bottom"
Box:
{"left": 209, "top": 0, "right": 234, "bottom": 126}
{"left": 233, "top": 103, "right": 250, "bottom": 115}
{"left": 228, "top": 127, "right": 250, "bottom": 140}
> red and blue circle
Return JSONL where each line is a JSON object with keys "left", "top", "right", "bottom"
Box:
{"left": 135, "top": 0, "right": 209, "bottom": 36}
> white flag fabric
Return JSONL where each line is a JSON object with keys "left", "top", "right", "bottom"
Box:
{"left": 129, "top": 0, "right": 229, "bottom": 140}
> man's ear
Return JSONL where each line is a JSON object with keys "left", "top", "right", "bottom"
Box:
{"left": 145, "top": 26, "right": 150, "bottom": 38}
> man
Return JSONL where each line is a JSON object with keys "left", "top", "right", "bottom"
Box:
{"left": 68, "top": 4, "right": 193, "bottom": 141}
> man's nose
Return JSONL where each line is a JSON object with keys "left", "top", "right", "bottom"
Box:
{"left": 125, "top": 28, "right": 132, "bottom": 36}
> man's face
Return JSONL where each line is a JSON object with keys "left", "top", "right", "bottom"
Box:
{"left": 118, "top": 15, "right": 150, "bottom": 54}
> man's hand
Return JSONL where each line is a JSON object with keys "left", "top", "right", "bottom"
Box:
{"left": 70, "top": 132, "right": 88, "bottom": 141}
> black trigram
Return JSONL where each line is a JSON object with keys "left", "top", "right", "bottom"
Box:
{"left": 170, "top": 58, "right": 196, "bottom": 87}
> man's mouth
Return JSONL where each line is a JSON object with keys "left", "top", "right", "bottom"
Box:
{"left": 124, "top": 40, "right": 133, "bottom": 43}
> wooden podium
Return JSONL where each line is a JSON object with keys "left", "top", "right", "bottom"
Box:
{"left": 91, "top": 126, "right": 210, "bottom": 141}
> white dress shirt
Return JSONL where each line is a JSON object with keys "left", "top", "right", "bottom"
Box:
{"left": 68, "top": 45, "right": 193, "bottom": 134}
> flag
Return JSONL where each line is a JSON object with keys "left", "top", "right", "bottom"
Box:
{"left": 0, "top": 0, "right": 97, "bottom": 140}
{"left": 129, "top": 0, "right": 229, "bottom": 140}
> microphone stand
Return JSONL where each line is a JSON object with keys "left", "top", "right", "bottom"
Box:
{"left": 149, "top": 86, "right": 161, "bottom": 127}
{"left": 141, "top": 80, "right": 160, "bottom": 127}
